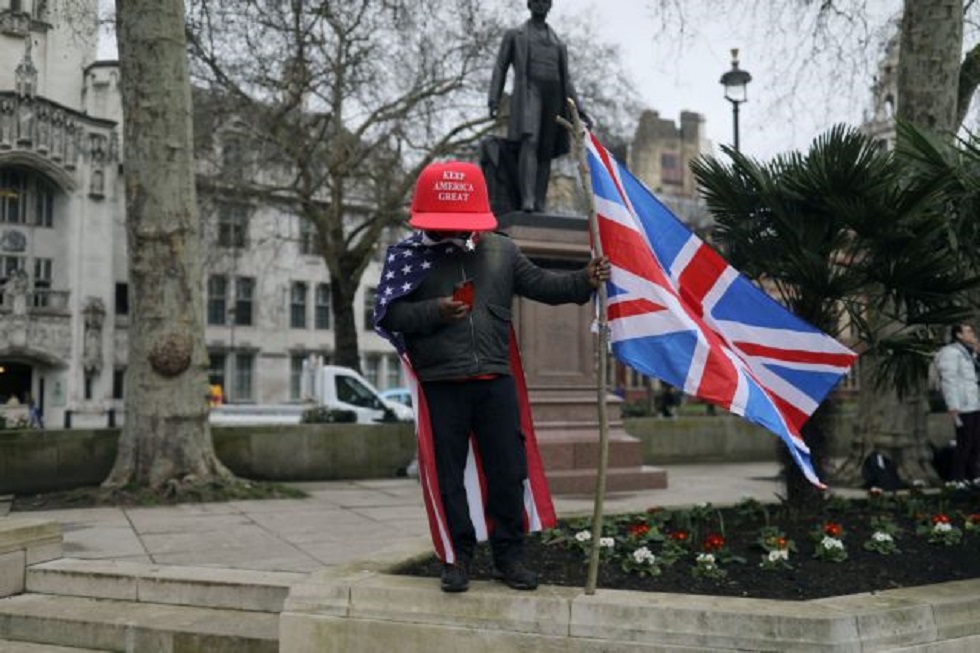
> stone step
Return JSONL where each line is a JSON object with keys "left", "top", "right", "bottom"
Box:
{"left": 537, "top": 432, "right": 644, "bottom": 471}
{"left": 0, "top": 593, "right": 277, "bottom": 653}
{"left": 546, "top": 466, "right": 668, "bottom": 495}
{"left": 0, "top": 641, "right": 108, "bottom": 652}
{"left": 26, "top": 559, "right": 306, "bottom": 613}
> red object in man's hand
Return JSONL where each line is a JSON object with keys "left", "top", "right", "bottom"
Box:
{"left": 453, "top": 279, "right": 474, "bottom": 309}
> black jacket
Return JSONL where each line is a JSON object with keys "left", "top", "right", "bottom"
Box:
{"left": 380, "top": 232, "right": 593, "bottom": 382}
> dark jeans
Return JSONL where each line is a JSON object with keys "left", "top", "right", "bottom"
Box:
{"left": 423, "top": 376, "right": 527, "bottom": 566}
{"left": 953, "top": 410, "right": 980, "bottom": 481}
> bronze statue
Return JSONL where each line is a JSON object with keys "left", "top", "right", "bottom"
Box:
{"left": 488, "top": 0, "right": 588, "bottom": 213}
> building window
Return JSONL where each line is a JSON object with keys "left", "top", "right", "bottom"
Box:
{"left": 298, "top": 217, "right": 317, "bottom": 255}
{"left": 222, "top": 132, "right": 247, "bottom": 179}
{"left": 34, "top": 178, "right": 54, "bottom": 227}
{"left": 217, "top": 204, "right": 248, "bottom": 248}
{"left": 386, "top": 354, "right": 401, "bottom": 389}
{"left": 0, "top": 255, "right": 24, "bottom": 288}
{"left": 31, "top": 257, "right": 51, "bottom": 307}
{"left": 0, "top": 169, "right": 26, "bottom": 224}
{"left": 115, "top": 282, "right": 129, "bottom": 316}
{"left": 112, "top": 368, "right": 125, "bottom": 400}
{"left": 208, "top": 351, "right": 226, "bottom": 392}
{"left": 315, "top": 283, "right": 330, "bottom": 330}
{"left": 207, "top": 275, "right": 228, "bottom": 325}
{"left": 661, "top": 152, "right": 683, "bottom": 185}
{"left": 364, "top": 354, "right": 380, "bottom": 388}
{"left": 290, "top": 354, "right": 305, "bottom": 401}
{"left": 233, "top": 352, "right": 254, "bottom": 402}
{"left": 290, "top": 281, "right": 307, "bottom": 329}
{"left": 234, "top": 276, "right": 254, "bottom": 326}
{"left": 363, "top": 287, "right": 376, "bottom": 330}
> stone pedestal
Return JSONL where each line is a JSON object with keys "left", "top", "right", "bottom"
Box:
{"left": 500, "top": 211, "right": 667, "bottom": 494}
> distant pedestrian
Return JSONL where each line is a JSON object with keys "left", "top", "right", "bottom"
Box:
{"left": 26, "top": 395, "right": 43, "bottom": 429}
{"left": 935, "top": 324, "right": 980, "bottom": 482}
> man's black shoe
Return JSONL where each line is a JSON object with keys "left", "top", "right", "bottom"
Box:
{"left": 440, "top": 563, "right": 469, "bottom": 593}
{"left": 493, "top": 560, "right": 538, "bottom": 590}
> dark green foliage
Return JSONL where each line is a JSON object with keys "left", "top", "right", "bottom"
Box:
{"left": 691, "top": 124, "right": 976, "bottom": 398}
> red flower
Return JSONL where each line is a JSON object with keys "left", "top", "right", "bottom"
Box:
{"left": 931, "top": 513, "right": 951, "bottom": 525}
{"left": 670, "top": 530, "right": 689, "bottom": 542}
{"left": 776, "top": 537, "right": 788, "bottom": 549}
{"left": 967, "top": 514, "right": 980, "bottom": 524}
{"left": 702, "top": 533, "right": 726, "bottom": 552}
{"left": 868, "top": 487, "right": 883, "bottom": 497}
{"left": 628, "top": 523, "right": 650, "bottom": 538}
{"left": 823, "top": 522, "right": 843, "bottom": 538}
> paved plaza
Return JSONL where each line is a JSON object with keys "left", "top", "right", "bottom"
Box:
{"left": 1, "top": 462, "right": 807, "bottom": 574}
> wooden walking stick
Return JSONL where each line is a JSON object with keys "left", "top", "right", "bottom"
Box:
{"left": 558, "top": 99, "right": 609, "bottom": 595}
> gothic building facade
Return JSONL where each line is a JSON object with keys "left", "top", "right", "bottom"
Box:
{"left": 0, "top": 0, "right": 401, "bottom": 429}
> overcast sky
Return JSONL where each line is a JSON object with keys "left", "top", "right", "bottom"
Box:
{"left": 98, "top": 0, "right": 911, "bottom": 161}
{"left": 554, "top": 0, "right": 908, "bottom": 160}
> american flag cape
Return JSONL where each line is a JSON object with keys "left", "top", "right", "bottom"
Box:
{"left": 373, "top": 232, "right": 557, "bottom": 563}
{"left": 586, "top": 133, "right": 858, "bottom": 487}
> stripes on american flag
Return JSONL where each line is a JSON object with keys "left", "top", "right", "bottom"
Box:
{"left": 374, "top": 233, "right": 555, "bottom": 564}
{"left": 586, "top": 133, "right": 858, "bottom": 487}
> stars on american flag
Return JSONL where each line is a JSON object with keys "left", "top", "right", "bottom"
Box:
{"left": 372, "top": 232, "right": 461, "bottom": 352}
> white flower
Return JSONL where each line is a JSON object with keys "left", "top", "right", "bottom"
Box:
{"left": 768, "top": 549, "right": 789, "bottom": 562}
{"left": 934, "top": 522, "right": 953, "bottom": 533}
{"left": 696, "top": 553, "right": 716, "bottom": 565}
{"left": 872, "top": 531, "right": 893, "bottom": 543}
{"left": 697, "top": 502, "right": 709, "bottom": 509}
{"left": 599, "top": 537, "right": 615, "bottom": 549}
{"left": 632, "top": 547, "right": 655, "bottom": 564}
{"left": 574, "top": 530, "right": 591, "bottom": 542}
{"left": 821, "top": 536, "right": 844, "bottom": 550}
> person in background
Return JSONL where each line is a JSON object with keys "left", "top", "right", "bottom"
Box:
{"left": 935, "top": 323, "right": 980, "bottom": 483}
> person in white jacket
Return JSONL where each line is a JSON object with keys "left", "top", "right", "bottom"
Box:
{"left": 935, "top": 324, "right": 980, "bottom": 482}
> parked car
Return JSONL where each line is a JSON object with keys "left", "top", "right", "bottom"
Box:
{"left": 380, "top": 387, "right": 413, "bottom": 410}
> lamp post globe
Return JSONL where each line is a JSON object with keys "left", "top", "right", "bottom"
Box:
{"left": 719, "top": 48, "right": 752, "bottom": 152}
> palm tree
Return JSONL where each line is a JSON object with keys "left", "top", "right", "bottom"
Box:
{"left": 691, "top": 125, "right": 975, "bottom": 503}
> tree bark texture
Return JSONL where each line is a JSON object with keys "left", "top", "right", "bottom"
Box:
{"left": 897, "top": 0, "right": 964, "bottom": 134}
{"left": 855, "top": 0, "right": 965, "bottom": 490}
{"left": 331, "top": 275, "right": 360, "bottom": 371}
{"left": 104, "top": 0, "right": 231, "bottom": 489}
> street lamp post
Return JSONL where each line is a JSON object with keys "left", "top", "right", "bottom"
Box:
{"left": 719, "top": 48, "right": 752, "bottom": 152}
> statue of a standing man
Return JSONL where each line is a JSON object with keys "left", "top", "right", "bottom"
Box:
{"left": 489, "top": 0, "right": 588, "bottom": 213}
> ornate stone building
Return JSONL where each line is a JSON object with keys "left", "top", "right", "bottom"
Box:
{"left": 861, "top": 32, "right": 900, "bottom": 152}
{"left": 0, "top": 0, "right": 400, "bottom": 429}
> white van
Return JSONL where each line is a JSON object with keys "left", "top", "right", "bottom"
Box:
{"left": 209, "top": 364, "right": 412, "bottom": 426}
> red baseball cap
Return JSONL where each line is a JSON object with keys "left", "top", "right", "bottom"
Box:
{"left": 409, "top": 161, "right": 498, "bottom": 231}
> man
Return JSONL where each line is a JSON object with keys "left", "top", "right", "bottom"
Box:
{"left": 488, "top": 0, "right": 587, "bottom": 213}
{"left": 936, "top": 324, "right": 980, "bottom": 482}
{"left": 375, "top": 160, "right": 609, "bottom": 592}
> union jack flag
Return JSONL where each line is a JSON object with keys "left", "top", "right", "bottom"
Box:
{"left": 587, "top": 133, "right": 858, "bottom": 487}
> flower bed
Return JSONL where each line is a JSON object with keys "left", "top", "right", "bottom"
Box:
{"left": 398, "top": 483, "right": 980, "bottom": 601}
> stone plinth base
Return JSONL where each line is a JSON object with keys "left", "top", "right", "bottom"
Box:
{"left": 535, "top": 420, "right": 667, "bottom": 495}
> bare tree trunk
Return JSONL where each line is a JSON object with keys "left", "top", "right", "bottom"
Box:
{"left": 897, "top": 0, "right": 963, "bottom": 134}
{"left": 331, "top": 273, "right": 361, "bottom": 372}
{"left": 833, "top": 351, "right": 936, "bottom": 486}
{"left": 847, "top": 0, "right": 966, "bottom": 489}
{"left": 104, "top": 0, "right": 232, "bottom": 490}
